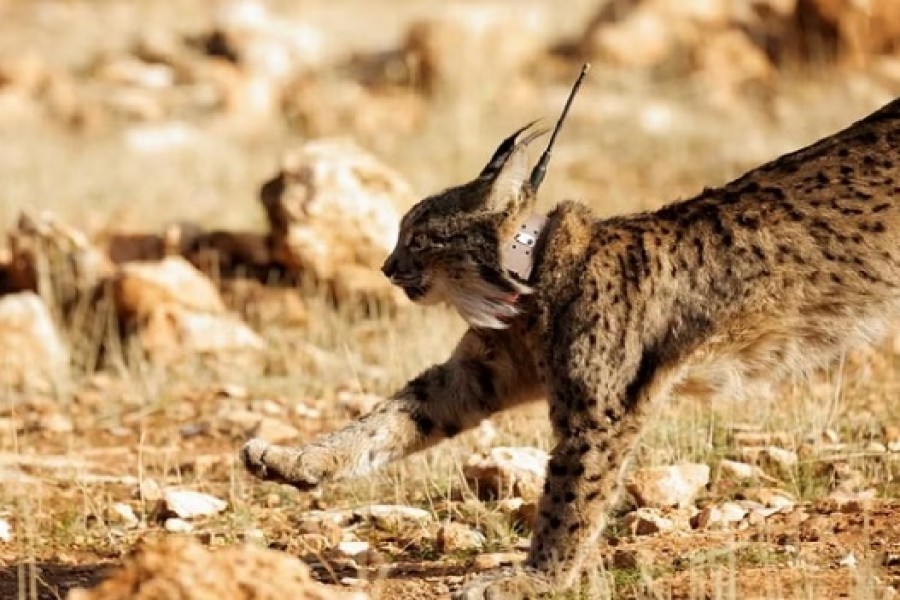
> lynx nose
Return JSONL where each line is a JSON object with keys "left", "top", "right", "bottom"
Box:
{"left": 381, "top": 254, "right": 399, "bottom": 279}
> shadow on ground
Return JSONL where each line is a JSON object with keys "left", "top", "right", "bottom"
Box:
{"left": 0, "top": 562, "right": 110, "bottom": 600}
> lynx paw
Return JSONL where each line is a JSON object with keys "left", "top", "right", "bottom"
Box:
{"left": 240, "top": 438, "right": 328, "bottom": 491}
{"left": 452, "top": 567, "right": 551, "bottom": 600}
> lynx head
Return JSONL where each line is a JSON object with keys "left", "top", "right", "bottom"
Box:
{"left": 381, "top": 124, "right": 547, "bottom": 329}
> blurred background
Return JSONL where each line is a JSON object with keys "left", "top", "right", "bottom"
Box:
{"left": 2, "top": 0, "right": 899, "bottom": 233}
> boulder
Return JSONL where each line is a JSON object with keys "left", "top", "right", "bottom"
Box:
{"left": 195, "top": 0, "right": 326, "bottom": 120}
{"left": 261, "top": 139, "right": 410, "bottom": 281}
{"left": 112, "top": 256, "right": 225, "bottom": 320}
{"left": 787, "top": 0, "right": 900, "bottom": 67}
{"left": 66, "top": 536, "right": 366, "bottom": 600}
{"left": 0, "top": 292, "right": 68, "bottom": 387}
{"left": 626, "top": 463, "right": 710, "bottom": 509}
{"left": 692, "top": 501, "right": 748, "bottom": 530}
{"left": 162, "top": 489, "right": 228, "bottom": 520}
{"left": 582, "top": 0, "right": 731, "bottom": 68}
{"left": 136, "top": 304, "right": 265, "bottom": 367}
{"left": 622, "top": 507, "right": 677, "bottom": 536}
{"left": 463, "top": 446, "right": 549, "bottom": 501}
{"left": 402, "top": 3, "right": 548, "bottom": 98}
{"left": 7, "top": 212, "right": 112, "bottom": 301}
{"left": 437, "top": 522, "right": 486, "bottom": 553}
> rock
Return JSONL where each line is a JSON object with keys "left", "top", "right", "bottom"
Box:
{"left": 743, "top": 487, "right": 796, "bottom": 510}
{"left": 296, "top": 517, "right": 343, "bottom": 548}
{"left": 217, "top": 409, "right": 299, "bottom": 443}
{"left": 497, "top": 497, "right": 537, "bottom": 528}
{"left": 891, "top": 328, "right": 900, "bottom": 355}
{"left": 883, "top": 424, "right": 900, "bottom": 445}
{"left": 299, "top": 509, "right": 355, "bottom": 528}
{"left": 824, "top": 489, "right": 877, "bottom": 513}
{"left": 719, "top": 459, "right": 769, "bottom": 481}
{"left": 295, "top": 533, "right": 333, "bottom": 555}
{"left": 472, "top": 552, "right": 526, "bottom": 571}
{"left": 213, "top": 2, "right": 325, "bottom": 77}
{"left": 40, "top": 413, "right": 74, "bottom": 433}
{"left": 336, "top": 540, "right": 370, "bottom": 559}
{"left": 0, "top": 518, "right": 11, "bottom": 542}
{"left": 354, "top": 504, "right": 432, "bottom": 529}
{"left": 281, "top": 77, "right": 426, "bottom": 145}
{"left": 732, "top": 430, "right": 792, "bottom": 448}
{"left": 124, "top": 122, "right": 200, "bottom": 152}
{"left": 135, "top": 478, "right": 164, "bottom": 503}
{"left": 224, "top": 280, "right": 308, "bottom": 328}
{"left": 612, "top": 548, "right": 653, "bottom": 569}
{"left": 0, "top": 292, "right": 69, "bottom": 388}
{"left": 463, "top": 446, "right": 549, "bottom": 501}
{"left": 94, "top": 56, "right": 175, "bottom": 90}
{"left": 260, "top": 138, "right": 410, "bottom": 282}
{"left": 402, "top": 3, "right": 548, "bottom": 98}
{"left": 622, "top": 508, "right": 675, "bottom": 536}
{"left": 692, "top": 501, "right": 748, "bottom": 530}
{"left": 839, "top": 551, "right": 858, "bottom": 568}
{"left": 67, "top": 535, "right": 366, "bottom": 599}
{"left": 582, "top": 0, "right": 731, "bottom": 68}
{"left": 0, "top": 53, "right": 48, "bottom": 96}
{"left": 437, "top": 523, "right": 486, "bottom": 553}
{"left": 474, "top": 421, "right": 498, "bottom": 450}
{"left": 745, "top": 503, "right": 783, "bottom": 526}
{"left": 866, "top": 441, "right": 887, "bottom": 453}
{"left": 163, "top": 517, "right": 194, "bottom": 533}
{"left": 162, "top": 489, "right": 228, "bottom": 519}
{"left": 692, "top": 29, "right": 773, "bottom": 106}
{"left": 137, "top": 304, "right": 265, "bottom": 368}
{"left": 785, "top": 0, "right": 900, "bottom": 68}
{"left": 626, "top": 463, "right": 710, "bottom": 509}
{"left": 831, "top": 463, "right": 869, "bottom": 493}
{"left": 109, "top": 503, "right": 139, "bottom": 527}
{"left": 759, "top": 446, "right": 799, "bottom": 472}
{"left": 584, "top": 5, "right": 674, "bottom": 68}
{"left": 0, "top": 55, "right": 48, "bottom": 126}
{"left": 113, "top": 256, "right": 225, "bottom": 320}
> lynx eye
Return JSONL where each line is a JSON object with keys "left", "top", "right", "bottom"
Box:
{"left": 408, "top": 234, "right": 445, "bottom": 253}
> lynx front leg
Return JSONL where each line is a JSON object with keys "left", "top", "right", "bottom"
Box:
{"left": 241, "top": 327, "right": 542, "bottom": 489}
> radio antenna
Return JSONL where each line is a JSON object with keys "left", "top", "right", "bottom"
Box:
{"left": 528, "top": 63, "right": 591, "bottom": 193}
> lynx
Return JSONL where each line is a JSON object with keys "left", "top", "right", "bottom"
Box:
{"left": 242, "top": 90, "right": 900, "bottom": 598}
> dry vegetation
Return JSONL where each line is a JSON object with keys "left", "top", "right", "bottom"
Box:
{"left": 0, "top": 0, "right": 899, "bottom": 598}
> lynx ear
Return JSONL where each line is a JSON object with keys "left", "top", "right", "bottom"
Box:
{"left": 482, "top": 126, "right": 546, "bottom": 214}
{"left": 479, "top": 120, "right": 538, "bottom": 178}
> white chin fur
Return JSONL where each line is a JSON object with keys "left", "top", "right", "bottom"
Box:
{"left": 439, "top": 274, "right": 532, "bottom": 329}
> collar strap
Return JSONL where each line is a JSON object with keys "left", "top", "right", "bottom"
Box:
{"left": 502, "top": 213, "right": 548, "bottom": 282}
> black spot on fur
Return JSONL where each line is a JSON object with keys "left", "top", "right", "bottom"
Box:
{"left": 465, "top": 360, "right": 496, "bottom": 405}
{"left": 549, "top": 462, "right": 568, "bottom": 477}
{"left": 407, "top": 375, "right": 430, "bottom": 403}
{"left": 413, "top": 414, "right": 434, "bottom": 436}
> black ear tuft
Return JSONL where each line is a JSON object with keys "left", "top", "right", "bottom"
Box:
{"left": 479, "top": 120, "right": 540, "bottom": 178}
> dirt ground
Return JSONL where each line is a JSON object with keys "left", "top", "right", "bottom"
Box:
{"left": 1, "top": 1, "right": 900, "bottom": 599}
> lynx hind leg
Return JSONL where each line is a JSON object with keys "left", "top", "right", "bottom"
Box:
{"left": 241, "top": 327, "right": 542, "bottom": 489}
{"left": 457, "top": 354, "right": 677, "bottom": 599}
